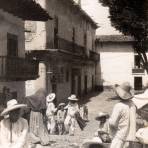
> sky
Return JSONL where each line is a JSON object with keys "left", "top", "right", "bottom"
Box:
{"left": 81, "top": 0, "right": 121, "bottom": 35}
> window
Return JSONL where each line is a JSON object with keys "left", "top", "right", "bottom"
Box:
{"left": 84, "top": 33, "right": 87, "bottom": 48}
{"left": 72, "top": 27, "right": 75, "bottom": 51}
{"left": 134, "top": 77, "right": 142, "bottom": 90}
{"left": 134, "top": 55, "right": 141, "bottom": 68}
{"left": 66, "top": 69, "right": 69, "bottom": 82}
{"left": 54, "top": 16, "right": 59, "bottom": 49}
{"left": 7, "top": 33, "right": 18, "bottom": 56}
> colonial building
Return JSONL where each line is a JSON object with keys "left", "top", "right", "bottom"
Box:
{"left": 25, "top": 0, "right": 99, "bottom": 103}
{"left": 0, "top": 0, "right": 50, "bottom": 103}
{"left": 96, "top": 35, "right": 148, "bottom": 91}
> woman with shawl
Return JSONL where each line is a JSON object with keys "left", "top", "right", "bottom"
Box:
{"left": 25, "top": 88, "right": 50, "bottom": 146}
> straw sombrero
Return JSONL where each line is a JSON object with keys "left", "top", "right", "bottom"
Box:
{"left": 114, "top": 82, "right": 133, "bottom": 100}
{"left": 95, "top": 112, "right": 109, "bottom": 120}
{"left": 132, "top": 89, "right": 148, "bottom": 109}
{"left": 58, "top": 103, "right": 65, "bottom": 107}
{"left": 46, "top": 93, "right": 56, "bottom": 102}
{"left": 68, "top": 94, "right": 78, "bottom": 101}
{"left": 1, "top": 99, "right": 27, "bottom": 116}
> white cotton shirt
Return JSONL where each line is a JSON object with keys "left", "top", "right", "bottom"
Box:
{"left": 109, "top": 101, "right": 136, "bottom": 141}
{"left": 46, "top": 102, "right": 57, "bottom": 117}
{"left": 0, "top": 117, "right": 28, "bottom": 148}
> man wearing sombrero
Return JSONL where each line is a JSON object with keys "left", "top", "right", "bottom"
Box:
{"left": 109, "top": 82, "right": 136, "bottom": 148}
{"left": 0, "top": 99, "right": 28, "bottom": 148}
{"left": 64, "top": 94, "right": 79, "bottom": 136}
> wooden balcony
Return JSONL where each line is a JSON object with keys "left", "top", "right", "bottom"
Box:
{"left": 0, "top": 56, "right": 39, "bottom": 81}
{"left": 132, "top": 67, "right": 145, "bottom": 74}
{"left": 57, "top": 37, "right": 85, "bottom": 55}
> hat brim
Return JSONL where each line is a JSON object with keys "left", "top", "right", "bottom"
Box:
{"left": 1, "top": 104, "right": 27, "bottom": 116}
{"left": 115, "top": 86, "right": 133, "bottom": 100}
{"left": 47, "top": 97, "right": 55, "bottom": 102}
{"left": 68, "top": 98, "right": 78, "bottom": 101}
{"left": 132, "top": 97, "right": 148, "bottom": 110}
{"left": 134, "top": 94, "right": 148, "bottom": 100}
{"left": 58, "top": 103, "right": 65, "bottom": 107}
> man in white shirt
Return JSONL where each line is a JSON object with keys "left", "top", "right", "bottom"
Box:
{"left": 0, "top": 99, "right": 28, "bottom": 148}
{"left": 109, "top": 82, "right": 136, "bottom": 148}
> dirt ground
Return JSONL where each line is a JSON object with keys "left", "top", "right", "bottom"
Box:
{"left": 36, "top": 90, "right": 119, "bottom": 148}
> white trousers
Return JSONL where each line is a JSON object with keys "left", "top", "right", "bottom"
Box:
{"left": 47, "top": 115, "right": 56, "bottom": 134}
{"left": 64, "top": 116, "right": 76, "bottom": 135}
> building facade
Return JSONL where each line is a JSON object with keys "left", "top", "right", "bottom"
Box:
{"left": 0, "top": 0, "right": 50, "bottom": 103}
{"left": 96, "top": 35, "right": 148, "bottom": 91}
{"left": 25, "top": 0, "right": 99, "bottom": 103}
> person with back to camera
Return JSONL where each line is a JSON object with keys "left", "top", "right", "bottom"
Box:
{"left": 109, "top": 82, "right": 136, "bottom": 148}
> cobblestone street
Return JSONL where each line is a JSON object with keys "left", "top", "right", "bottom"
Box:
{"left": 36, "top": 90, "right": 119, "bottom": 148}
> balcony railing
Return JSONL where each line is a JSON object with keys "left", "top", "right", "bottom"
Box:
{"left": 0, "top": 56, "right": 39, "bottom": 81}
{"left": 132, "top": 67, "right": 145, "bottom": 74}
{"left": 57, "top": 37, "right": 85, "bottom": 55}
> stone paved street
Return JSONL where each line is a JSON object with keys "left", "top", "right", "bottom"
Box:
{"left": 36, "top": 90, "right": 119, "bottom": 148}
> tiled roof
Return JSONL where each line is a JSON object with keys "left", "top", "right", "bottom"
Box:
{"left": 96, "top": 35, "right": 134, "bottom": 42}
{"left": 0, "top": 0, "right": 52, "bottom": 21}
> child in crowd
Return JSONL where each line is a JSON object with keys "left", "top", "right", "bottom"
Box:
{"left": 57, "top": 103, "right": 66, "bottom": 135}
{"left": 64, "top": 94, "right": 79, "bottom": 136}
{"left": 94, "top": 112, "right": 111, "bottom": 143}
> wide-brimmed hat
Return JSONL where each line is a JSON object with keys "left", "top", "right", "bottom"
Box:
{"left": 58, "top": 103, "right": 65, "bottom": 107}
{"left": 132, "top": 89, "right": 148, "bottom": 109}
{"left": 1, "top": 99, "right": 27, "bottom": 116}
{"left": 68, "top": 94, "right": 78, "bottom": 101}
{"left": 95, "top": 112, "right": 109, "bottom": 120}
{"left": 46, "top": 93, "right": 55, "bottom": 102}
{"left": 114, "top": 82, "right": 133, "bottom": 100}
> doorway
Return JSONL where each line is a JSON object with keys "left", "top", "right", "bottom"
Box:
{"left": 84, "top": 75, "right": 87, "bottom": 94}
{"left": 134, "top": 77, "right": 142, "bottom": 90}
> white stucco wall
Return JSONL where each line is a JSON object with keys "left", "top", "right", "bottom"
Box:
{"left": 97, "top": 43, "right": 134, "bottom": 86}
{"left": 96, "top": 42, "right": 148, "bottom": 89}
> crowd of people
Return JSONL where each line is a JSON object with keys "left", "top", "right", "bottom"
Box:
{"left": 0, "top": 82, "right": 148, "bottom": 148}
{"left": 0, "top": 88, "right": 87, "bottom": 148}
{"left": 82, "top": 82, "right": 148, "bottom": 148}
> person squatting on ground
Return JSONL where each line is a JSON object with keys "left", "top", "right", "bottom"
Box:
{"left": 109, "top": 82, "right": 136, "bottom": 148}
{"left": 46, "top": 93, "right": 57, "bottom": 134}
{"left": 64, "top": 94, "right": 79, "bottom": 136}
{"left": 94, "top": 112, "right": 111, "bottom": 143}
{"left": 0, "top": 99, "right": 28, "bottom": 148}
{"left": 57, "top": 103, "right": 66, "bottom": 135}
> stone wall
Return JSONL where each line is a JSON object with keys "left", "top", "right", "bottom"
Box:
{"left": 0, "top": 9, "right": 25, "bottom": 101}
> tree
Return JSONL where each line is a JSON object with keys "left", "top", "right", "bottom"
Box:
{"left": 99, "top": 0, "right": 148, "bottom": 72}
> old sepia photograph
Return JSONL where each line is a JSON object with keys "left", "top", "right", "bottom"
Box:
{"left": 0, "top": 0, "right": 148, "bottom": 147}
